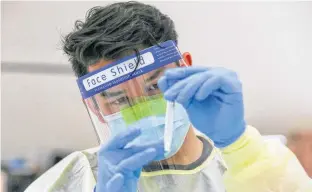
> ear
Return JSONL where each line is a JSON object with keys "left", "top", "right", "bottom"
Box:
{"left": 181, "top": 52, "right": 192, "bottom": 67}
{"left": 84, "top": 98, "right": 105, "bottom": 123}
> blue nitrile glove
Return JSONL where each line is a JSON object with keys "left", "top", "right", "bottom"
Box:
{"left": 158, "top": 67, "right": 246, "bottom": 148}
{"left": 95, "top": 128, "right": 164, "bottom": 192}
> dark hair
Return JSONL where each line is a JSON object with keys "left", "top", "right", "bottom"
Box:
{"left": 62, "top": 1, "right": 178, "bottom": 77}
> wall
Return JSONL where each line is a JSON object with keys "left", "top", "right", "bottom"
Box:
{"left": 2, "top": 1, "right": 312, "bottom": 161}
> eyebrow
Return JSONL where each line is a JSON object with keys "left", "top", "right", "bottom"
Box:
{"left": 100, "top": 90, "right": 125, "bottom": 98}
{"left": 145, "top": 68, "right": 164, "bottom": 82}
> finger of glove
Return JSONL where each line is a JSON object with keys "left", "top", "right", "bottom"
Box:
{"left": 175, "top": 72, "right": 212, "bottom": 106}
{"left": 157, "top": 76, "right": 168, "bottom": 93}
{"left": 111, "top": 140, "right": 164, "bottom": 162}
{"left": 211, "top": 91, "right": 243, "bottom": 104}
{"left": 124, "top": 139, "right": 164, "bottom": 155}
{"left": 194, "top": 76, "right": 221, "bottom": 101}
{"left": 195, "top": 72, "right": 242, "bottom": 101}
{"left": 163, "top": 72, "right": 208, "bottom": 102}
{"left": 158, "top": 77, "right": 178, "bottom": 93}
{"left": 164, "top": 67, "right": 208, "bottom": 80}
{"left": 116, "top": 148, "right": 157, "bottom": 173}
{"left": 208, "top": 69, "right": 242, "bottom": 93}
{"left": 101, "top": 128, "right": 141, "bottom": 152}
{"left": 105, "top": 173, "right": 124, "bottom": 192}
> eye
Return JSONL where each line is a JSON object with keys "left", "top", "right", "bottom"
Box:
{"left": 110, "top": 96, "right": 129, "bottom": 106}
{"left": 146, "top": 83, "right": 159, "bottom": 92}
{"left": 117, "top": 96, "right": 128, "bottom": 104}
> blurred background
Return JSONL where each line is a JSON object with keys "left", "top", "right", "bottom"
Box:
{"left": 1, "top": 1, "right": 312, "bottom": 191}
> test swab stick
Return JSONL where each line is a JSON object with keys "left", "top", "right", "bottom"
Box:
{"left": 164, "top": 101, "right": 174, "bottom": 152}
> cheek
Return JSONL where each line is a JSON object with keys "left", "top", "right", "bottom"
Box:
{"left": 94, "top": 95, "right": 113, "bottom": 115}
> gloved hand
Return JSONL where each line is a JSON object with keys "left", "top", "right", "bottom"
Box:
{"left": 95, "top": 128, "right": 164, "bottom": 192}
{"left": 158, "top": 67, "right": 246, "bottom": 148}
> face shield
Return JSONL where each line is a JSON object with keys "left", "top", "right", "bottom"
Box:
{"left": 77, "top": 41, "right": 191, "bottom": 160}
{"left": 77, "top": 41, "right": 227, "bottom": 191}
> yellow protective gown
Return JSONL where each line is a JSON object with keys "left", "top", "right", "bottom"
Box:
{"left": 222, "top": 126, "right": 312, "bottom": 192}
{"left": 25, "top": 126, "right": 312, "bottom": 192}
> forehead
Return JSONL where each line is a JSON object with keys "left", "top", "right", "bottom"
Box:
{"left": 88, "top": 59, "right": 113, "bottom": 73}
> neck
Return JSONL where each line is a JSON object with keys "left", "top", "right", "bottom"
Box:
{"left": 162, "top": 127, "right": 203, "bottom": 165}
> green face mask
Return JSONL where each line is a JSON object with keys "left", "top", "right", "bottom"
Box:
{"left": 121, "top": 95, "right": 167, "bottom": 125}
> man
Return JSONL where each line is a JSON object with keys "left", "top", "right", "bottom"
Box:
{"left": 26, "top": 2, "right": 312, "bottom": 192}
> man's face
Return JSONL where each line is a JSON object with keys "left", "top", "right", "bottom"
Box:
{"left": 88, "top": 59, "right": 178, "bottom": 116}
